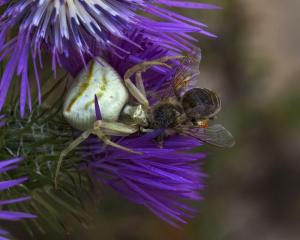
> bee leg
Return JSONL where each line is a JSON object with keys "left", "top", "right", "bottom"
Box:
{"left": 139, "top": 127, "right": 166, "bottom": 147}
{"left": 156, "top": 133, "right": 166, "bottom": 149}
{"left": 55, "top": 129, "right": 93, "bottom": 189}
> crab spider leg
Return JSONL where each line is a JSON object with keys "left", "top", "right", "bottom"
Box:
{"left": 140, "top": 127, "right": 154, "bottom": 133}
{"left": 124, "top": 62, "right": 170, "bottom": 80}
{"left": 124, "top": 62, "right": 170, "bottom": 108}
{"left": 124, "top": 55, "right": 184, "bottom": 82}
{"left": 93, "top": 120, "right": 141, "bottom": 154}
{"left": 94, "top": 130, "right": 142, "bottom": 155}
{"left": 136, "top": 71, "right": 146, "bottom": 98}
{"left": 154, "top": 55, "right": 185, "bottom": 63}
{"left": 124, "top": 56, "right": 184, "bottom": 108}
{"left": 93, "top": 120, "right": 138, "bottom": 136}
{"left": 55, "top": 128, "right": 93, "bottom": 188}
{"left": 124, "top": 56, "right": 184, "bottom": 80}
{"left": 93, "top": 120, "right": 142, "bottom": 154}
{"left": 55, "top": 120, "right": 141, "bottom": 188}
{"left": 124, "top": 77, "right": 150, "bottom": 107}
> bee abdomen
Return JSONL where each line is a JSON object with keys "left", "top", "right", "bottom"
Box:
{"left": 181, "top": 88, "right": 221, "bottom": 120}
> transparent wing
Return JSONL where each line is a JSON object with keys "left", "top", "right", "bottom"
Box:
{"left": 173, "top": 48, "right": 201, "bottom": 93}
{"left": 180, "top": 124, "right": 235, "bottom": 148}
{"left": 161, "top": 48, "right": 202, "bottom": 100}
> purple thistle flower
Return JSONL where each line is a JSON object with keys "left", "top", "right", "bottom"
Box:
{"left": 72, "top": 30, "right": 207, "bottom": 226}
{"left": 0, "top": 157, "right": 36, "bottom": 238}
{"left": 0, "top": 0, "right": 219, "bottom": 116}
{"left": 84, "top": 132, "right": 206, "bottom": 226}
{"left": 61, "top": 29, "right": 172, "bottom": 79}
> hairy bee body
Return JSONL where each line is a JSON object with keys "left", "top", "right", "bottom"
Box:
{"left": 151, "top": 103, "right": 182, "bottom": 129}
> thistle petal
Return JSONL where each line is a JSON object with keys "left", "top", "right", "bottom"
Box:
{"left": 0, "top": 0, "right": 217, "bottom": 115}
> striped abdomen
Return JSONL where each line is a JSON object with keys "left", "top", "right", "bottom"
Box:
{"left": 181, "top": 88, "right": 221, "bottom": 120}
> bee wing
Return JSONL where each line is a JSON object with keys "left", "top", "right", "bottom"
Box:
{"left": 180, "top": 124, "right": 235, "bottom": 148}
{"left": 161, "top": 49, "right": 202, "bottom": 100}
{"left": 173, "top": 48, "right": 201, "bottom": 93}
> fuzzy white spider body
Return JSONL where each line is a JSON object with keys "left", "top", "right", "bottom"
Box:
{"left": 63, "top": 58, "right": 129, "bottom": 131}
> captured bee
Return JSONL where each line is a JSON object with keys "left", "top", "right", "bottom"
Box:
{"left": 141, "top": 49, "right": 235, "bottom": 148}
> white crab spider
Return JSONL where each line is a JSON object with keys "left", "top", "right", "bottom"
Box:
{"left": 55, "top": 56, "right": 182, "bottom": 187}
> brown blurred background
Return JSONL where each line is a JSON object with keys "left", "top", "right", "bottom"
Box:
{"left": 24, "top": 1, "right": 300, "bottom": 239}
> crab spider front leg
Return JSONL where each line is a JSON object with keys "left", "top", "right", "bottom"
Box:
{"left": 92, "top": 120, "right": 142, "bottom": 155}
{"left": 136, "top": 71, "right": 146, "bottom": 97}
{"left": 93, "top": 131, "right": 141, "bottom": 155}
{"left": 54, "top": 120, "right": 140, "bottom": 188}
{"left": 124, "top": 56, "right": 184, "bottom": 108}
{"left": 55, "top": 128, "right": 93, "bottom": 188}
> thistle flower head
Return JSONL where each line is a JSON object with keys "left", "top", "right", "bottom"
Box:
{"left": 84, "top": 131, "right": 206, "bottom": 226}
{"left": 70, "top": 31, "right": 208, "bottom": 226}
{"left": 0, "top": 0, "right": 218, "bottom": 116}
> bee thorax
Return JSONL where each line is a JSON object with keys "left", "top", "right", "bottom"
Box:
{"left": 152, "top": 103, "right": 182, "bottom": 129}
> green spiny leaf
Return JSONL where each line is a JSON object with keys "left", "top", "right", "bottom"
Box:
{"left": 0, "top": 76, "right": 97, "bottom": 237}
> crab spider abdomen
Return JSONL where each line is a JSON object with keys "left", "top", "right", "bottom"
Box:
{"left": 63, "top": 58, "right": 128, "bottom": 131}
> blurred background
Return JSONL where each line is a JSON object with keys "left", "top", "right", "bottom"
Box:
{"left": 7, "top": 0, "right": 300, "bottom": 239}
{"left": 72, "top": 1, "right": 300, "bottom": 239}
